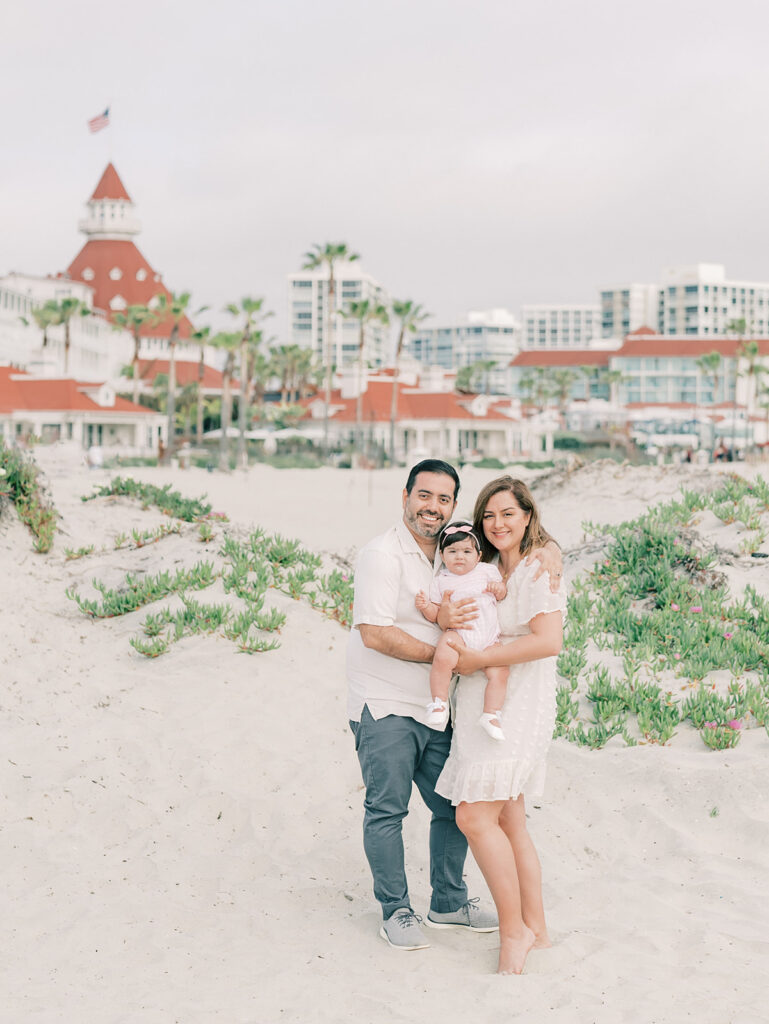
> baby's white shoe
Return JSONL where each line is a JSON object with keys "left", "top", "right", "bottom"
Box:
{"left": 479, "top": 711, "right": 505, "bottom": 741}
{"left": 426, "top": 698, "right": 450, "bottom": 729}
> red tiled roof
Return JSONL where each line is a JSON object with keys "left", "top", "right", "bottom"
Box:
{"left": 90, "top": 162, "right": 131, "bottom": 202}
{"left": 626, "top": 326, "right": 658, "bottom": 337}
{"left": 0, "top": 366, "right": 154, "bottom": 415}
{"left": 66, "top": 240, "right": 194, "bottom": 339}
{"left": 137, "top": 359, "right": 237, "bottom": 391}
{"left": 299, "top": 379, "right": 518, "bottom": 424}
{"left": 511, "top": 350, "right": 610, "bottom": 368}
{"left": 615, "top": 337, "right": 769, "bottom": 358}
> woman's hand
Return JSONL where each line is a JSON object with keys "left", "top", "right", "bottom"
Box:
{"left": 436, "top": 590, "right": 479, "bottom": 631}
{"left": 444, "top": 634, "right": 484, "bottom": 675}
{"left": 526, "top": 540, "right": 563, "bottom": 593}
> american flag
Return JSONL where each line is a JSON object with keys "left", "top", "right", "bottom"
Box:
{"left": 87, "top": 107, "right": 110, "bottom": 133}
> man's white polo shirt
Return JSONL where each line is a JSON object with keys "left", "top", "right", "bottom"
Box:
{"left": 347, "top": 518, "right": 442, "bottom": 725}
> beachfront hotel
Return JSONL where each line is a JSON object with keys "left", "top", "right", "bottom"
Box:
{"left": 601, "top": 264, "right": 769, "bottom": 339}
{"left": 287, "top": 263, "right": 391, "bottom": 370}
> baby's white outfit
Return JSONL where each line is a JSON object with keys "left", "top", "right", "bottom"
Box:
{"left": 429, "top": 562, "right": 503, "bottom": 650}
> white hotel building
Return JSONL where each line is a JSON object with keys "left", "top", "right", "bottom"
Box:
{"left": 601, "top": 264, "right": 769, "bottom": 339}
{"left": 287, "top": 263, "right": 391, "bottom": 369}
{"left": 521, "top": 304, "right": 601, "bottom": 349}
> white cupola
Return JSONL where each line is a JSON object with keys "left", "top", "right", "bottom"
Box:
{"left": 78, "top": 162, "right": 141, "bottom": 240}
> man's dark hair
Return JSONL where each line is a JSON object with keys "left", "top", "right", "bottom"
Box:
{"left": 404, "top": 459, "right": 460, "bottom": 500}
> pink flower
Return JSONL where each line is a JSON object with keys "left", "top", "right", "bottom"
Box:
{"left": 671, "top": 603, "right": 680, "bottom": 611}
{"left": 703, "top": 721, "right": 717, "bottom": 729}
{"left": 727, "top": 719, "right": 742, "bottom": 730}
{"left": 723, "top": 632, "right": 733, "bottom": 639}
{"left": 674, "top": 653, "right": 681, "bottom": 660}
{"left": 690, "top": 606, "right": 703, "bottom": 613}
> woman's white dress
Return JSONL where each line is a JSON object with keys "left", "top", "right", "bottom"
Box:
{"left": 435, "top": 560, "right": 566, "bottom": 806}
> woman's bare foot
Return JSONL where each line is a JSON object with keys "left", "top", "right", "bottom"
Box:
{"left": 532, "top": 932, "right": 552, "bottom": 949}
{"left": 497, "top": 925, "right": 535, "bottom": 975}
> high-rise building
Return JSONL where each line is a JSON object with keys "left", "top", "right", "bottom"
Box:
{"left": 406, "top": 309, "right": 519, "bottom": 394}
{"left": 521, "top": 304, "right": 601, "bottom": 349}
{"left": 599, "top": 283, "right": 659, "bottom": 339}
{"left": 600, "top": 265, "right": 769, "bottom": 338}
{"left": 657, "top": 264, "right": 769, "bottom": 337}
{"left": 286, "top": 263, "right": 390, "bottom": 369}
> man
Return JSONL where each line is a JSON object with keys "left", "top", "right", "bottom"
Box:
{"left": 347, "top": 459, "right": 561, "bottom": 950}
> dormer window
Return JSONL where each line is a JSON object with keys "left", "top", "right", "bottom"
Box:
{"left": 82, "top": 267, "right": 95, "bottom": 281}
{"left": 136, "top": 268, "right": 147, "bottom": 281}
{"left": 110, "top": 295, "right": 127, "bottom": 311}
{"left": 109, "top": 267, "right": 123, "bottom": 281}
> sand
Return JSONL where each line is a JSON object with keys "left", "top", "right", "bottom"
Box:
{"left": 1, "top": 448, "right": 767, "bottom": 1023}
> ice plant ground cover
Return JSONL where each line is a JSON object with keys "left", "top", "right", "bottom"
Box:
{"left": 68, "top": 476, "right": 353, "bottom": 656}
{"left": 0, "top": 442, "right": 56, "bottom": 552}
{"left": 561, "top": 473, "right": 769, "bottom": 750}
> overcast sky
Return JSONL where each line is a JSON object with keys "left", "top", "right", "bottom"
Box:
{"left": 3, "top": 0, "right": 769, "bottom": 339}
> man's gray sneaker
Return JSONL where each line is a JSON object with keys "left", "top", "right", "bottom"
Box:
{"left": 379, "top": 908, "right": 431, "bottom": 950}
{"left": 425, "top": 897, "right": 498, "bottom": 932}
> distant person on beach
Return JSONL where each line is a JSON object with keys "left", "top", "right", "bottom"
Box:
{"left": 347, "top": 459, "right": 562, "bottom": 954}
{"left": 713, "top": 439, "right": 728, "bottom": 461}
{"left": 415, "top": 520, "right": 509, "bottom": 741}
{"left": 436, "top": 476, "right": 565, "bottom": 974}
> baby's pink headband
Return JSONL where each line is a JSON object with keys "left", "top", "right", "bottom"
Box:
{"left": 440, "top": 522, "right": 481, "bottom": 552}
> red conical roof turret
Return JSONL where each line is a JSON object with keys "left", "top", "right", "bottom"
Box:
{"left": 90, "top": 162, "right": 131, "bottom": 202}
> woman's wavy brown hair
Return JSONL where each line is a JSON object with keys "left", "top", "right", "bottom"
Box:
{"left": 472, "top": 476, "right": 554, "bottom": 562}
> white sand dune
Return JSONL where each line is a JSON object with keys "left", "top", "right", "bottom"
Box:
{"left": 1, "top": 449, "right": 767, "bottom": 1023}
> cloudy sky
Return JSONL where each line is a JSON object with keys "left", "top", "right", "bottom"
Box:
{"left": 3, "top": 0, "right": 769, "bottom": 338}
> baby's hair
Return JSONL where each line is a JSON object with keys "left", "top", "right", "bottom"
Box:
{"left": 439, "top": 520, "right": 482, "bottom": 554}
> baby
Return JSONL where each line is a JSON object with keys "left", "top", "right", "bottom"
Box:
{"left": 415, "top": 520, "right": 509, "bottom": 740}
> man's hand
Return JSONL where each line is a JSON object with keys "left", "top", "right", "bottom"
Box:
{"left": 526, "top": 540, "right": 563, "bottom": 593}
{"left": 436, "top": 590, "right": 479, "bottom": 631}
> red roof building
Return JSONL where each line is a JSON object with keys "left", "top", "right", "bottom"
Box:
{"left": 136, "top": 359, "right": 237, "bottom": 393}
{"left": 65, "top": 163, "right": 194, "bottom": 339}
{"left": 294, "top": 376, "right": 551, "bottom": 461}
{"left": 0, "top": 365, "right": 164, "bottom": 452}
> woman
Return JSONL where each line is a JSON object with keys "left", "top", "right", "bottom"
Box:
{"left": 434, "top": 475, "right": 566, "bottom": 975}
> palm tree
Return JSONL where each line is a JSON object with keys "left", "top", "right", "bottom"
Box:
{"left": 519, "top": 368, "right": 552, "bottom": 412}
{"left": 248, "top": 346, "right": 274, "bottom": 428}
{"left": 389, "top": 299, "right": 429, "bottom": 462}
{"left": 341, "top": 299, "right": 389, "bottom": 462}
{"left": 302, "top": 242, "right": 360, "bottom": 458}
{"left": 20, "top": 301, "right": 58, "bottom": 352}
{"left": 47, "top": 297, "right": 91, "bottom": 375}
{"left": 725, "top": 319, "right": 749, "bottom": 454}
{"left": 210, "top": 331, "right": 240, "bottom": 471}
{"left": 737, "top": 339, "right": 764, "bottom": 419}
{"left": 695, "top": 350, "right": 722, "bottom": 447}
{"left": 175, "top": 382, "right": 198, "bottom": 440}
{"left": 551, "top": 369, "right": 576, "bottom": 420}
{"left": 113, "top": 304, "right": 157, "bottom": 403}
{"left": 225, "top": 297, "right": 273, "bottom": 470}
{"left": 153, "top": 291, "right": 192, "bottom": 463}
{"left": 270, "top": 344, "right": 304, "bottom": 403}
{"left": 191, "top": 326, "right": 211, "bottom": 443}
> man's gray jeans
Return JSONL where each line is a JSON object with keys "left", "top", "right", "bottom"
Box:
{"left": 350, "top": 705, "right": 468, "bottom": 920}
